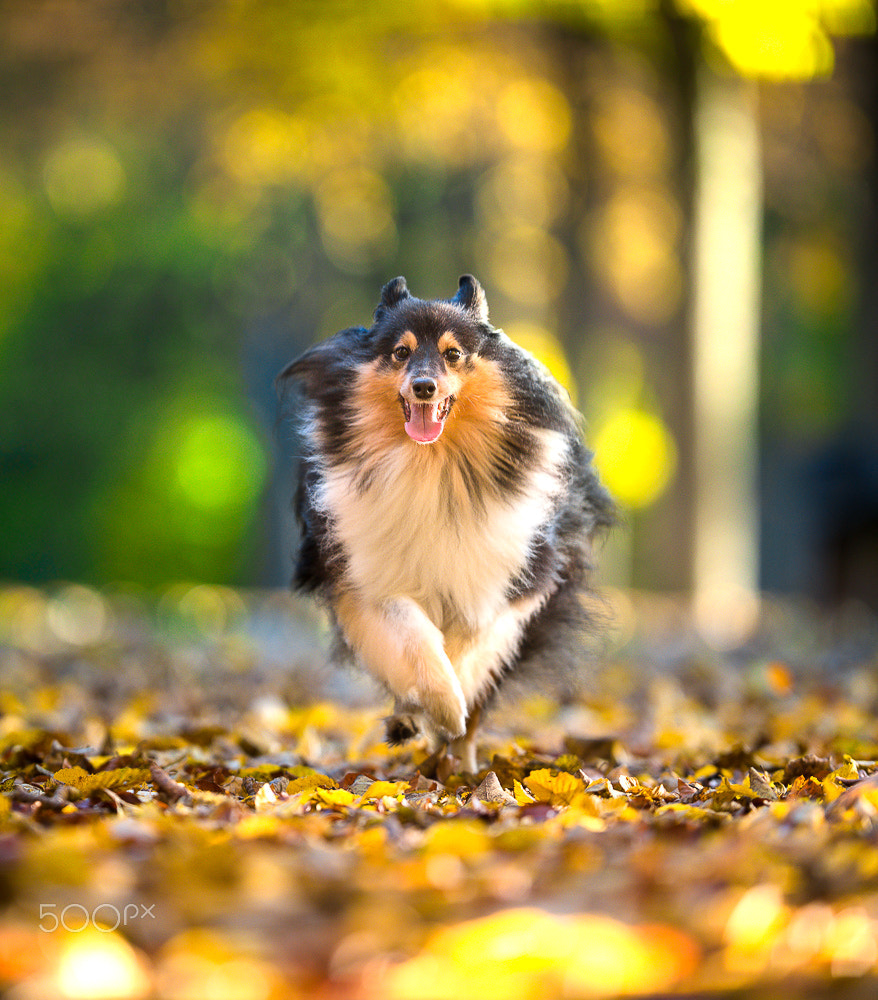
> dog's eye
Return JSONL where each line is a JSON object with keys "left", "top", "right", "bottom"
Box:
{"left": 393, "top": 346, "right": 410, "bottom": 361}
{"left": 444, "top": 348, "right": 462, "bottom": 363}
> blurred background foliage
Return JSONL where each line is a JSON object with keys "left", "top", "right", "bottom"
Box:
{"left": 0, "top": 0, "right": 876, "bottom": 615}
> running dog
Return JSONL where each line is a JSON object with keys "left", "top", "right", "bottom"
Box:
{"left": 279, "top": 275, "right": 613, "bottom": 771}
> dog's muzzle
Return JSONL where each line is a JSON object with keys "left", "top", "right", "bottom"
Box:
{"left": 400, "top": 394, "right": 454, "bottom": 444}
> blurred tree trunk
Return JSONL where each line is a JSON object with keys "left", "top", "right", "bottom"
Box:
{"left": 552, "top": 11, "right": 763, "bottom": 632}
{"left": 690, "top": 68, "right": 762, "bottom": 645}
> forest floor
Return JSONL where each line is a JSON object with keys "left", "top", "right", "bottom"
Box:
{"left": 2, "top": 584, "right": 878, "bottom": 999}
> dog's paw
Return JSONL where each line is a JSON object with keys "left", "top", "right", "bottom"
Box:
{"left": 384, "top": 713, "right": 421, "bottom": 746}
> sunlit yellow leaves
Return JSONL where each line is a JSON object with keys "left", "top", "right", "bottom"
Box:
{"left": 384, "top": 907, "right": 699, "bottom": 1000}
{"left": 712, "top": 769, "right": 778, "bottom": 806}
{"left": 357, "top": 779, "right": 410, "bottom": 800}
{"left": 422, "top": 820, "right": 492, "bottom": 858}
{"left": 724, "top": 884, "right": 790, "bottom": 974}
{"left": 155, "top": 928, "right": 284, "bottom": 1000}
{"left": 5, "top": 587, "right": 878, "bottom": 1000}
{"left": 311, "top": 786, "right": 359, "bottom": 809}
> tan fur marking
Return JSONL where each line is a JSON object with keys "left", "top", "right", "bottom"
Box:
{"left": 440, "top": 355, "right": 510, "bottom": 450}
{"left": 394, "top": 330, "right": 418, "bottom": 353}
{"left": 346, "top": 359, "right": 407, "bottom": 453}
{"left": 437, "top": 332, "right": 464, "bottom": 354}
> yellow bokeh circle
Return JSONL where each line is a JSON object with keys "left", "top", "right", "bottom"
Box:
{"left": 593, "top": 408, "right": 677, "bottom": 510}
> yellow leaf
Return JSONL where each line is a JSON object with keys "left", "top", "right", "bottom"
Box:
{"left": 357, "top": 780, "right": 409, "bottom": 800}
{"left": 655, "top": 802, "right": 725, "bottom": 824}
{"left": 384, "top": 908, "right": 698, "bottom": 1000}
{"left": 513, "top": 779, "right": 535, "bottom": 806}
{"left": 713, "top": 775, "right": 762, "bottom": 805}
{"left": 54, "top": 767, "right": 151, "bottom": 794}
{"left": 523, "top": 768, "right": 584, "bottom": 806}
{"left": 235, "top": 815, "right": 283, "bottom": 839}
{"left": 311, "top": 787, "right": 357, "bottom": 808}
{"left": 747, "top": 768, "right": 777, "bottom": 800}
{"left": 287, "top": 773, "right": 338, "bottom": 793}
{"left": 598, "top": 797, "right": 642, "bottom": 821}
{"left": 53, "top": 766, "right": 90, "bottom": 789}
{"left": 422, "top": 820, "right": 491, "bottom": 857}
{"left": 554, "top": 799, "right": 606, "bottom": 831}
{"left": 833, "top": 758, "right": 860, "bottom": 782}
{"left": 822, "top": 775, "right": 844, "bottom": 803}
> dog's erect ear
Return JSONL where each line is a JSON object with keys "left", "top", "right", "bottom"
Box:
{"left": 452, "top": 274, "right": 489, "bottom": 324}
{"left": 375, "top": 276, "right": 410, "bottom": 320}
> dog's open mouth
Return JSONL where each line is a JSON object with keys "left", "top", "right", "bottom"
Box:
{"left": 400, "top": 396, "right": 453, "bottom": 444}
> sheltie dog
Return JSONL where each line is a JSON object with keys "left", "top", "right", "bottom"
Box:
{"left": 279, "top": 275, "right": 613, "bottom": 772}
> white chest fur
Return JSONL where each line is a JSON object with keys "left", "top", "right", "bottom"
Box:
{"left": 314, "top": 427, "right": 568, "bottom": 633}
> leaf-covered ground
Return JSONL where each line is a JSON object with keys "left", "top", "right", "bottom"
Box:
{"left": 2, "top": 584, "right": 878, "bottom": 999}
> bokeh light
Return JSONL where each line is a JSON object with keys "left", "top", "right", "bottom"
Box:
{"left": 54, "top": 930, "right": 151, "bottom": 1000}
{"left": 480, "top": 224, "right": 569, "bottom": 307}
{"left": 583, "top": 185, "right": 683, "bottom": 325}
{"left": 680, "top": 0, "right": 876, "bottom": 78}
{"left": 92, "top": 394, "right": 268, "bottom": 584}
{"left": 316, "top": 168, "right": 398, "bottom": 273}
{"left": 155, "top": 929, "right": 280, "bottom": 1000}
{"left": 495, "top": 77, "right": 572, "bottom": 154}
{"left": 43, "top": 138, "right": 126, "bottom": 216}
{"left": 384, "top": 907, "right": 699, "bottom": 999}
{"left": 172, "top": 413, "right": 267, "bottom": 514}
{"left": 593, "top": 407, "right": 678, "bottom": 510}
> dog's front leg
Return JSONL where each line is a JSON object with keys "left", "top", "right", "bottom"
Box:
{"left": 449, "top": 703, "right": 481, "bottom": 774}
{"left": 334, "top": 592, "right": 467, "bottom": 740}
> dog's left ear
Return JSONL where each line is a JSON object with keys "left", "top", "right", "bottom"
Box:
{"left": 452, "top": 274, "right": 489, "bottom": 325}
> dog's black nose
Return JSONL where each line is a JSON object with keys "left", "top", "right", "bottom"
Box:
{"left": 412, "top": 378, "right": 437, "bottom": 400}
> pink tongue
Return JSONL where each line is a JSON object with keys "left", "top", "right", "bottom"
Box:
{"left": 405, "top": 402, "right": 445, "bottom": 443}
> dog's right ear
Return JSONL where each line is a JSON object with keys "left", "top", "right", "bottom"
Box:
{"left": 374, "top": 276, "right": 410, "bottom": 321}
{"left": 275, "top": 326, "right": 368, "bottom": 396}
{"left": 275, "top": 347, "right": 320, "bottom": 398}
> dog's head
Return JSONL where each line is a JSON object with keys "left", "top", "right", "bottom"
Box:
{"left": 281, "top": 275, "right": 513, "bottom": 455}
{"left": 367, "top": 274, "right": 498, "bottom": 445}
